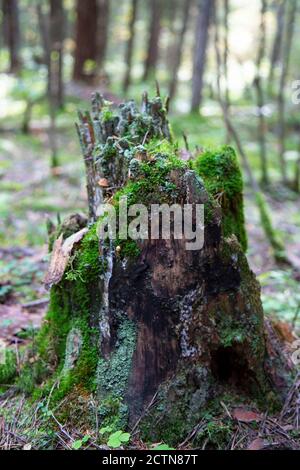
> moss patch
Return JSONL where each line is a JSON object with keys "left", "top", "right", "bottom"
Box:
{"left": 194, "top": 146, "right": 247, "bottom": 251}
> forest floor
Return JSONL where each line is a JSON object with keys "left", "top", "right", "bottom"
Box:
{"left": 0, "top": 79, "right": 300, "bottom": 449}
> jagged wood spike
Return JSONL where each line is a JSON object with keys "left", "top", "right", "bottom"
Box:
{"left": 164, "top": 95, "right": 170, "bottom": 113}
{"left": 182, "top": 131, "right": 190, "bottom": 151}
{"left": 155, "top": 79, "right": 161, "bottom": 97}
{"left": 141, "top": 91, "right": 148, "bottom": 113}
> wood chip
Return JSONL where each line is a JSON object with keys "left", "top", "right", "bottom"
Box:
{"left": 44, "top": 228, "right": 88, "bottom": 290}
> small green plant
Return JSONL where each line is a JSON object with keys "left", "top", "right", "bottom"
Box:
{"left": 72, "top": 435, "right": 90, "bottom": 450}
{"left": 100, "top": 427, "right": 130, "bottom": 448}
{"left": 152, "top": 444, "right": 175, "bottom": 450}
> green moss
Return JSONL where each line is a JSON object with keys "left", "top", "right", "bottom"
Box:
{"left": 65, "top": 224, "right": 105, "bottom": 283}
{"left": 33, "top": 224, "right": 103, "bottom": 404}
{"left": 195, "top": 420, "right": 233, "bottom": 449}
{"left": 113, "top": 142, "right": 185, "bottom": 209}
{"left": 98, "top": 396, "right": 129, "bottom": 431}
{"left": 114, "top": 238, "right": 141, "bottom": 259}
{"left": 101, "top": 106, "right": 115, "bottom": 122}
{"left": 194, "top": 146, "right": 247, "bottom": 251}
{"left": 0, "top": 349, "right": 17, "bottom": 387}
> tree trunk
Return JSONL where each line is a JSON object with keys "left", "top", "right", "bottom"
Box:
{"left": 96, "top": 0, "right": 110, "bottom": 71}
{"left": 254, "top": 0, "right": 269, "bottom": 186}
{"left": 223, "top": 0, "right": 230, "bottom": 125}
{"left": 37, "top": 3, "right": 50, "bottom": 71}
{"left": 2, "top": 0, "right": 21, "bottom": 73}
{"left": 277, "top": 0, "right": 297, "bottom": 185}
{"left": 143, "top": 0, "right": 161, "bottom": 81}
{"left": 123, "top": 0, "right": 139, "bottom": 92}
{"left": 268, "top": 0, "right": 287, "bottom": 94}
{"left": 168, "top": 0, "right": 192, "bottom": 102}
{"left": 191, "top": 0, "right": 214, "bottom": 112}
{"left": 214, "top": 1, "right": 287, "bottom": 264}
{"left": 164, "top": 0, "right": 179, "bottom": 72}
{"left": 73, "top": 0, "right": 98, "bottom": 82}
{"left": 40, "top": 93, "right": 292, "bottom": 445}
{"left": 49, "top": 0, "right": 64, "bottom": 110}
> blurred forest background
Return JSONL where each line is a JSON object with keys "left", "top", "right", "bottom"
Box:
{"left": 0, "top": 0, "right": 300, "bottom": 344}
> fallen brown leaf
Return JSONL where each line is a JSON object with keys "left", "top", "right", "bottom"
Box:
{"left": 248, "top": 437, "right": 265, "bottom": 450}
{"left": 232, "top": 408, "right": 262, "bottom": 423}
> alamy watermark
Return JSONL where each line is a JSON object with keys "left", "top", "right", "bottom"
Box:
{"left": 96, "top": 196, "right": 205, "bottom": 251}
{"left": 292, "top": 80, "right": 300, "bottom": 104}
{"left": 291, "top": 339, "right": 300, "bottom": 366}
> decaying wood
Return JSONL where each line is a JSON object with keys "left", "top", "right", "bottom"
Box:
{"left": 44, "top": 228, "right": 88, "bottom": 289}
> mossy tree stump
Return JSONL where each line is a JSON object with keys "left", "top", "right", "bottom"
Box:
{"left": 37, "top": 93, "right": 293, "bottom": 444}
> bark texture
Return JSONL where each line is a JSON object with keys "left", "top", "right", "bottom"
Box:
{"left": 143, "top": 0, "right": 161, "bottom": 81}
{"left": 168, "top": 0, "right": 192, "bottom": 101}
{"left": 49, "top": 0, "right": 64, "bottom": 109}
{"left": 2, "top": 0, "right": 21, "bottom": 73}
{"left": 123, "top": 0, "right": 139, "bottom": 92}
{"left": 96, "top": 0, "right": 110, "bottom": 71}
{"left": 73, "top": 0, "right": 98, "bottom": 82}
{"left": 191, "top": 0, "right": 214, "bottom": 112}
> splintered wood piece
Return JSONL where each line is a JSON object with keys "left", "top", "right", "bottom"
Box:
{"left": 44, "top": 228, "right": 88, "bottom": 290}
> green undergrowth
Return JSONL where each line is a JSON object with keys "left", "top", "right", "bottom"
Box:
{"left": 140, "top": 381, "right": 272, "bottom": 448}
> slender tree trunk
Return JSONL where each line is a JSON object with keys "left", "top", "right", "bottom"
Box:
{"left": 164, "top": 0, "right": 179, "bottom": 71}
{"left": 2, "top": 0, "right": 21, "bottom": 73}
{"left": 73, "top": 0, "right": 98, "bottom": 82}
{"left": 214, "top": 3, "right": 287, "bottom": 264}
{"left": 49, "top": 0, "right": 64, "bottom": 109}
{"left": 292, "top": 140, "right": 300, "bottom": 192}
{"left": 191, "top": 0, "right": 214, "bottom": 112}
{"left": 254, "top": 0, "right": 269, "bottom": 186}
{"left": 268, "top": 0, "right": 287, "bottom": 94}
{"left": 143, "top": 0, "right": 161, "bottom": 81}
{"left": 168, "top": 0, "right": 192, "bottom": 102}
{"left": 123, "top": 0, "right": 139, "bottom": 92}
{"left": 96, "top": 0, "right": 110, "bottom": 71}
{"left": 278, "top": 0, "right": 297, "bottom": 185}
{"left": 37, "top": 3, "right": 50, "bottom": 71}
{"left": 223, "top": 0, "right": 230, "bottom": 112}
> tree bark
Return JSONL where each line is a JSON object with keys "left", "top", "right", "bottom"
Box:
{"left": 254, "top": 0, "right": 269, "bottom": 186}
{"left": 191, "top": 0, "right": 214, "bottom": 112}
{"left": 277, "top": 0, "right": 297, "bottom": 185}
{"left": 143, "top": 0, "right": 161, "bottom": 81}
{"left": 214, "top": 1, "right": 288, "bottom": 264}
{"left": 268, "top": 0, "right": 287, "bottom": 93}
{"left": 168, "top": 0, "right": 192, "bottom": 102}
{"left": 73, "top": 0, "right": 98, "bottom": 82}
{"left": 123, "top": 0, "right": 139, "bottom": 92}
{"left": 49, "top": 0, "right": 64, "bottom": 109}
{"left": 223, "top": 0, "right": 230, "bottom": 121}
{"left": 2, "top": 0, "right": 21, "bottom": 73}
{"left": 96, "top": 0, "right": 110, "bottom": 71}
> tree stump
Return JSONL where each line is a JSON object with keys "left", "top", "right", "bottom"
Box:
{"left": 40, "top": 93, "right": 293, "bottom": 444}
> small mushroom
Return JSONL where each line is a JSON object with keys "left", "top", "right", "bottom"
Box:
{"left": 98, "top": 177, "right": 109, "bottom": 188}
